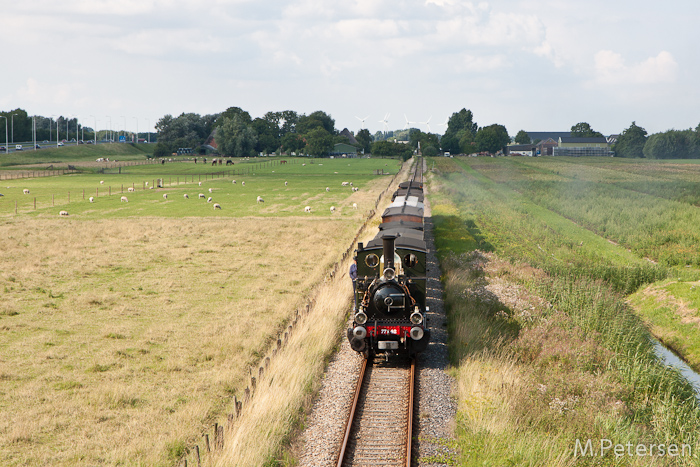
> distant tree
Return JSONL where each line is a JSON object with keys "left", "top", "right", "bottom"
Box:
{"left": 355, "top": 129, "right": 372, "bottom": 154}
{"left": 514, "top": 130, "right": 531, "bottom": 144}
{"left": 475, "top": 124, "right": 509, "bottom": 153}
{"left": 423, "top": 145, "right": 438, "bottom": 157}
{"left": 371, "top": 141, "right": 413, "bottom": 161}
{"left": 216, "top": 115, "right": 257, "bottom": 157}
{"left": 643, "top": 129, "right": 700, "bottom": 159}
{"left": 441, "top": 108, "right": 478, "bottom": 154}
{"left": 297, "top": 111, "right": 336, "bottom": 135}
{"left": 252, "top": 117, "right": 280, "bottom": 154}
{"left": 304, "top": 127, "right": 334, "bottom": 156}
{"left": 570, "top": 122, "right": 604, "bottom": 138}
{"left": 217, "top": 107, "right": 252, "bottom": 127}
{"left": 281, "top": 133, "right": 305, "bottom": 154}
{"left": 613, "top": 122, "right": 647, "bottom": 158}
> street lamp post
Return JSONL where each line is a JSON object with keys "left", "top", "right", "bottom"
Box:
{"left": 133, "top": 117, "right": 138, "bottom": 144}
{"left": 145, "top": 118, "right": 150, "bottom": 143}
{"left": 106, "top": 116, "right": 112, "bottom": 142}
{"left": 33, "top": 115, "right": 36, "bottom": 151}
{"left": 0, "top": 116, "right": 7, "bottom": 154}
{"left": 90, "top": 115, "right": 97, "bottom": 145}
{"left": 11, "top": 113, "right": 17, "bottom": 144}
{"left": 121, "top": 116, "right": 126, "bottom": 143}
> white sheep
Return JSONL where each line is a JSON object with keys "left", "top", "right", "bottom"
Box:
{"left": 127, "top": 187, "right": 135, "bottom": 192}
{"left": 100, "top": 180, "right": 104, "bottom": 185}
{"left": 302, "top": 163, "right": 306, "bottom": 166}
{"left": 208, "top": 188, "right": 213, "bottom": 193}
{"left": 284, "top": 181, "right": 288, "bottom": 186}
{"left": 59, "top": 210, "right": 69, "bottom": 216}
{"left": 349, "top": 182, "right": 353, "bottom": 186}
{"left": 198, "top": 181, "right": 202, "bottom": 186}
{"left": 23, "top": 189, "right": 29, "bottom": 194}
{"left": 184, "top": 193, "right": 189, "bottom": 199}
{"left": 145, "top": 181, "right": 149, "bottom": 186}
{"left": 257, "top": 196, "right": 264, "bottom": 203}
{"left": 232, "top": 180, "right": 236, "bottom": 184}
{"left": 89, "top": 196, "right": 94, "bottom": 203}
{"left": 199, "top": 193, "right": 205, "bottom": 199}
{"left": 304, "top": 206, "right": 311, "bottom": 213}
{"left": 163, "top": 193, "right": 168, "bottom": 199}
{"left": 242, "top": 181, "right": 245, "bottom": 186}
{"left": 121, "top": 196, "right": 128, "bottom": 202}
{"left": 353, "top": 187, "right": 359, "bottom": 192}
{"left": 330, "top": 206, "right": 335, "bottom": 213}
{"left": 213, "top": 203, "right": 222, "bottom": 209}
{"left": 207, "top": 197, "right": 212, "bottom": 203}
{"left": 326, "top": 187, "right": 330, "bottom": 192}
{"left": 353, "top": 203, "right": 357, "bottom": 209}
{"left": 341, "top": 182, "right": 349, "bottom": 186}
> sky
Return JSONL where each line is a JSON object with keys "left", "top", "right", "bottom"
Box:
{"left": 2, "top": 0, "right": 698, "bottom": 137}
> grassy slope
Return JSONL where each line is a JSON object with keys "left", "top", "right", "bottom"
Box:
{"left": 0, "top": 143, "right": 151, "bottom": 167}
{"left": 427, "top": 156, "right": 700, "bottom": 466}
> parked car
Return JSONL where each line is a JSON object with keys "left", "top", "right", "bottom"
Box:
{"left": 15, "top": 145, "right": 23, "bottom": 151}
{"left": 0, "top": 146, "right": 6, "bottom": 151}
{"left": 57, "top": 142, "right": 64, "bottom": 147}
{"left": 35, "top": 144, "right": 41, "bottom": 149}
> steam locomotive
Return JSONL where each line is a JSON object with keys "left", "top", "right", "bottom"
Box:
{"left": 347, "top": 177, "right": 430, "bottom": 358}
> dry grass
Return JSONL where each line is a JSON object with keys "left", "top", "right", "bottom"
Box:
{"left": 0, "top": 216, "right": 357, "bottom": 466}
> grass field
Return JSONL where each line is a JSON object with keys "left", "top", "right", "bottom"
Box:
{"left": 427, "top": 156, "right": 700, "bottom": 466}
{"left": 0, "top": 143, "right": 152, "bottom": 167}
{"left": 0, "top": 155, "right": 403, "bottom": 466}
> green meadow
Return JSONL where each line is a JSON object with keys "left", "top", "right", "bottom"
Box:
{"left": 427, "top": 156, "right": 700, "bottom": 466}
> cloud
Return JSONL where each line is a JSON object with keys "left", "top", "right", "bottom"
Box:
{"left": 594, "top": 50, "right": 678, "bottom": 85}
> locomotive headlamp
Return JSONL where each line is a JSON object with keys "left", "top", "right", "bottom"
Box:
{"left": 410, "top": 311, "right": 423, "bottom": 325}
{"left": 353, "top": 326, "right": 367, "bottom": 340}
{"left": 410, "top": 326, "right": 424, "bottom": 341}
{"left": 384, "top": 268, "right": 395, "bottom": 280}
{"left": 355, "top": 311, "right": 368, "bottom": 325}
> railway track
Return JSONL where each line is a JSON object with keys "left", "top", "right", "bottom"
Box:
{"left": 336, "top": 356, "right": 416, "bottom": 467}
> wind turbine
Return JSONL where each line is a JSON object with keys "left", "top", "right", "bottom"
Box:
{"left": 378, "top": 113, "right": 390, "bottom": 136}
{"left": 403, "top": 114, "right": 415, "bottom": 130}
{"left": 355, "top": 115, "right": 369, "bottom": 130}
{"left": 437, "top": 116, "right": 449, "bottom": 131}
{"left": 419, "top": 116, "right": 432, "bottom": 133}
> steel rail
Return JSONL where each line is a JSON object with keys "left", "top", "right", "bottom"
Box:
{"left": 336, "top": 357, "right": 368, "bottom": 467}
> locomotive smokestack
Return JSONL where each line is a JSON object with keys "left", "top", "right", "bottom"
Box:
{"left": 382, "top": 235, "right": 396, "bottom": 271}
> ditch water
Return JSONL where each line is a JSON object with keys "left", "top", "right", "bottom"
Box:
{"left": 653, "top": 339, "right": 700, "bottom": 399}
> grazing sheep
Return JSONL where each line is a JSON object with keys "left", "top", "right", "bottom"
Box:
{"left": 121, "top": 196, "right": 128, "bottom": 202}
{"left": 284, "top": 181, "right": 288, "bottom": 186}
{"left": 100, "top": 180, "right": 104, "bottom": 185}
{"left": 199, "top": 193, "right": 205, "bottom": 199}
{"left": 242, "top": 181, "right": 245, "bottom": 186}
{"left": 128, "top": 187, "right": 135, "bottom": 192}
{"left": 304, "top": 206, "right": 311, "bottom": 213}
{"left": 213, "top": 203, "right": 222, "bottom": 209}
{"left": 349, "top": 182, "right": 353, "bottom": 186}
{"left": 341, "top": 182, "right": 349, "bottom": 186}
{"left": 207, "top": 197, "right": 212, "bottom": 203}
{"left": 353, "top": 203, "right": 357, "bottom": 209}
{"left": 330, "top": 206, "right": 335, "bottom": 213}
{"left": 199, "top": 181, "right": 202, "bottom": 186}
{"left": 326, "top": 187, "right": 330, "bottom": 192}
{"left": 257, "top": 196, "right": 264, "bottom": 203}
{"left": 232, "top": 180, "right": 236, "bottom": 184}
{"left": 59, "top": 210, "right": 69, "bottom": 216}
{"left": 23, "top": 189, "right": 29, "bottom": 194}
{"left": 163, "top": 193, "right": 168, "bottom": 199}
{"left": 302, "top": 163, "right": 306, "bottom": 166}
{"left": 353, "top": 187, "right": 359, "bottom": 192}
{"left": 184, "top": 193, "right": 189, "bottom": 199}
{"left": 208, "top": 188, "right": 213, "bottom": 193}
{"left": 89, "top": 196, "right": 94, "bottom": 203}
{"left": 145, "top": 181, "right": 149, "bottom": 186}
